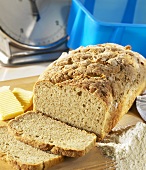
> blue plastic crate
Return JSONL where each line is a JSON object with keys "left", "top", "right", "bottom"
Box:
{"left": 67, "top": 0, "right": 146, "bottom": 57}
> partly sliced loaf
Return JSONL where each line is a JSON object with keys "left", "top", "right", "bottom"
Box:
{"left": 0, "top": 126, "right": 63, "bottom": 170}
{"left": 33, "top": 43, "right": 146, "bottom": 140}
{"left": 8, "top": 111, "right": 97, "bottom": 157}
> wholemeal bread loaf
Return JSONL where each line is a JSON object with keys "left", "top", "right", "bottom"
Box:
{"left": 8, "top": 111, "right": 97, "bottom": 157}
{"left": 0, "top": 126, "right": 63, "bottom": 170}
{"left": 33, "top": 43, "right": 146, "bottom": 140}
{"left": 98, "top": 122, "right": 146, "bottom": 170}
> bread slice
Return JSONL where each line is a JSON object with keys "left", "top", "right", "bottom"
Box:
{"left": 0, "top": 126, "right": 63, "bottom": 170}
{"left": 8, "top": 111, "right": 97, "bottom": 157}
{"left": 33, "top": 43, "right": 146, "bottom": 140}
{"left": 98, "top": 122, "right": 146, "bottom": 169}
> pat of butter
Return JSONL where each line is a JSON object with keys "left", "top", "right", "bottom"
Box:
{"left": 0, "top": 86, "right": 24, "bottom": 120}
{"left": 13, "top": 88, "right": 33, "bottom": 111}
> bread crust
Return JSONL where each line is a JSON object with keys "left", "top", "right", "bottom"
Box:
{"left": 33, "top": 43, "right": 146, "bottom": 140}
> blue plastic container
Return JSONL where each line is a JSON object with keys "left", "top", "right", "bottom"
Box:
{"left": 67, "top": 0, "right": 146, "bottom": 57}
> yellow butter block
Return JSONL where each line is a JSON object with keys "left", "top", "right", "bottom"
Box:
{"left": 12, "top": 88, "right": 33, "bottom": 112}
{"left": 0, "top": 86, "right": 24, "bottom": 120}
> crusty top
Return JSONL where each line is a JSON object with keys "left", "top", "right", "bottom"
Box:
{"left": 38, "top": 43, "right": 146, "bottom": 103}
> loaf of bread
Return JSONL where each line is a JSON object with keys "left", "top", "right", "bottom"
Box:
{"left": 0, "top": 126, "right": 63, "bottom": 170}
{"left": 8, "top": 111, "right": 97, "bottom": 157}
{"left": 33, "top": 43, "right": 146, "bottom": 140}
{"left": 98, "top": 122, "right": 146, "bottom": 170}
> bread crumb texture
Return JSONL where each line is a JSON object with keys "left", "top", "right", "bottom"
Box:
{"left": 0, "top": 126, "right": 63, "bottom": 170}
{"left": 98, "top": 122, "right": 146, "bottom": 170}
{"left": 8, "top": 111, "right": 97, "bottom": 157}
{"left": 33, "top": 43, "right": 146, "bottom": 140}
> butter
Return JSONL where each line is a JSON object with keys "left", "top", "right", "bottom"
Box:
{"left": 12, "top": 88, "right": 33, "bottom": 111}
{"left": 0, "top": 86, "right": 24, "bottom": 120}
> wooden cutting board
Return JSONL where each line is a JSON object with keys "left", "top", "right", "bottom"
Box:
{"left": 0, "top": 76, "right": 144, "bottom": 170}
